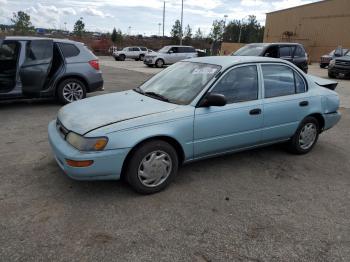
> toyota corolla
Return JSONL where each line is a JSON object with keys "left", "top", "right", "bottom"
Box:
{"left": 48, "top": 56, "right": 341, "bottom": 194}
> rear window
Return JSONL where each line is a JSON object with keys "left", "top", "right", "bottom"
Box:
{"left": 279, "top": 46, "right": 292, "bottom": 57}
{"left": 294, "top": 46, "right": 305, "bottom": 57}
{"left": 58, "top": 43, "right": 80, "bottom": 58}
{"left": 25, "top": 40, "right": 52, "bottom": 62}
{"left": 233, "top": 45, "right": 264, "bottom": 56}
{"left": 140, "top": 47, "right": 147, "bottom": 51}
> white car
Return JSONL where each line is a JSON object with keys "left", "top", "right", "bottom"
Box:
{"left": 143, "top": 45, "right": 198, "bottom": 68}
{"left": 113, "top": 46, "right": 149, "bottom": 61}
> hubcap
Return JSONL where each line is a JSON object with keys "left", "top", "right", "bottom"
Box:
{"left": 157, "top": 60, "right": 163, "bottom": 67}
{"left": 299, "top": 123, "right": 317, "bottom": 150}
{"left": 138, "top": 150, "right": 172, "bottom": 187}
{"left": 62, "top": 82, "right": 84, "bottom": 102}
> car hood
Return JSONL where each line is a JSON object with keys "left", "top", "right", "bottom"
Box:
{"left": 336, "top": 56, "right": 350, "bottom": 61}
{"left": 58, "top": 90, "right": 178, "bottom": 135}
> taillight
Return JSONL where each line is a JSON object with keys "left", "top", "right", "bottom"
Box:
{"left": 89, "top": 60, "right": 100, "bottom": 70}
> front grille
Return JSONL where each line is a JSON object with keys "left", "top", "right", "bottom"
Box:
{"left": 335, "top": 60, "right": 350, "bottom": 67}
{"left": 56, "top": 119, "right": 69, "bottom": 138}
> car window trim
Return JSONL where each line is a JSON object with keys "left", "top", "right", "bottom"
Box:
{"left": 195, "top": 63, "right": 262, "bottom": 107}
{"left": 259, "top": 62, "right": 308, "bottom": 99}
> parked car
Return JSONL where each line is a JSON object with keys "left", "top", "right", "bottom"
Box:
{"left": 113, "top": 46, "right": 148, "bottom": 61}
{"left": 328, "top": 51, "right": 350, "bottom": 79}
{"left": 143, "top": 45, "right": 197, "bottom": 68}
{"left": 48, "top": 56, "right": 340, "bottom": 194}
{"left": 320, "top": 47, "right": 349, "bottom": 68}
{"left": 0, "top": 36, "right": 103, "bottom": 104}
{"left": 232, "top": 43, "right": 309, "bottom": 73}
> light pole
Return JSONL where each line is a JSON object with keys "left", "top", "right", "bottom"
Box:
{"left": 179, "top": 0, "right": 184, "bottom": 45}
{"left": 163, "top": 1, "right": 165, "bottom": 37}
{"left": 238, "top": 15, "right": 249, "bottom": 43}
{"left": 158, "top": 23, "right": 161, "bottom": 36}
{"left": 223, "top": 15, "right": 228, "bottom": 41}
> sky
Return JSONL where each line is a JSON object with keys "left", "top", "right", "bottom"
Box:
{"left": 0, "top": 0, "right": 321, "bottom": 36}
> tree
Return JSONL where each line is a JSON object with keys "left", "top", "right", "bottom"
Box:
{"left": 209, "top": 19, "right": 225, "bottom": 42}
{"left": 73, "top": 18, "right": 85, "bottom": 37}
{"left": 170, "top": 20, "right": 182, "bottom": 44}
{"left": 111, "top": 27, "right": 117, "bottom": 44}
{"left": 194, "top": 28, "right": 203, "bottom": 39}
{"left": 183, "top": 24, "right": 192, "bottom": 44}
{"left": 11, "top": 11, "right": 34, "bottom": 35}
{"left": 115, "top": 29, "right": 123, "bottom": 46}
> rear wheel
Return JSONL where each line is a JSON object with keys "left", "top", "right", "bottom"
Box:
{"left": 155, "top": 59, "right": 164, "bottom": 68}
{"left": 288, "top": 117, "right": 319, "bottom": 154}
{"left": 320, "top": 63, "right": 326, "bottom": 69}
{"left": 139, "top": 54, "right": 145, "bottom": 61}
{"left": 126, "top": 140, "right": 178, "bottom": 194}
{"left": 57, "top": 78, "right": 86, "bottom": 104}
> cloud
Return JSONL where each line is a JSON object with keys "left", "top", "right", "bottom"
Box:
{"left": 61, "top": 7, "right": 76, "bottom": 16}
{"left": 240, "top": 0, "right": 264, "bottom": 7}
{"left": 80, "top": 7, "right": 104, "bottom": 17}
{"left": 271, "top": 0, "right": 312, "bottom": 10}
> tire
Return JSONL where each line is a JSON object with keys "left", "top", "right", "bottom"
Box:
{"left": 57, "top": 78, "right": 87, "bottom": 104}
{"left": 119, "top": 54, "right": 126, "bottom": 61}
{"left": 125, "top": 140, "right": 179, "bottom": 194}
{"left": 139, "top": 54, "right": 145, "bottom": 61}
{"left": 146, "top": 64, "right": 153, "bottom": 67}
{"left": 288, "top": 116, "right": 320, "bottom": 154}
{"left": 155, "top": 59, "right": 164, "bottom": 68}
{"left": 328, "top": 71, "right": 335, "bottom": 78}
{"left": 320, "top": 63, "right": 326, "bottom": 69}
{"left": 114, "top": 57, "right": 119, "bottom": 61}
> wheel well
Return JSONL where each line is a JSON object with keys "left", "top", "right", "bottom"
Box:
{"left": 120, "top": 136, "right": 185, "bottom": 179}
{"left": 55, "top": 75, "right": 89, "bottom": 95}
{"left": 308, "top": 113, "right": 325, "bottom": 132}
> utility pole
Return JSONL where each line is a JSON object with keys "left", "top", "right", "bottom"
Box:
{"left": 158, "top": 23, "right": 161, "bottom": 36}
{"left": 162, "top": 1, "right": 165, "bottom": 37}
{"left": 179, "top": 0, "right": 184, "bottom": 45}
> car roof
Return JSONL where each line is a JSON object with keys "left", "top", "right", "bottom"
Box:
{"left": 164, "top": 45, "right": 194, "bottom": 48}
{"left": 246, "top": 42, "right": 303, "bottom": 46}
{"left": 4, "top": 36, "right": 80, "bottom": 44}
{"left": 185, "top": 56, "right": 289, "bottom": 69}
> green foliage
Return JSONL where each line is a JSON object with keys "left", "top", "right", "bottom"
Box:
{"left": 170, "top": 20, "right": 182, "bottom": 43}
{"left": 111, "top": 27, "right": 117, "bottom": 43}
{"left": 115, "top": 29, "right": 123, "bottom": 45}
{"left": 194, "top": 28, "right": 203, "bottom": 40}
{"left": 73, "top": 18, "right": 85, "bottom": 37}
{"left": 223, "top": 15, "right": 264, "bottom": 43}
{"left": 183, "top": 24, "right": 192, "bottom": 44}
{"left": 11, "top": 11, "right": 34, "bottom": 35}
{"left": 209, "top": 19, "right": 225, "bottom": 42}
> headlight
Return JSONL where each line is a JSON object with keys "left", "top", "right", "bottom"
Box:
{"left": 329, "top": 59, "right": 335, "bottom": 66}
{"left": 66, "top": 132, "right": 108, "bottom": 151}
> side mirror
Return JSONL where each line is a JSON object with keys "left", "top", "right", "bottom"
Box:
{"left": 264, "top": 52, "right": 270, "bottom": 57}
{"left": 168, "top": 50, "right": 174, "bottom": 54}
{"left": 199, "top": 93, "right": 227, "bottom": 107}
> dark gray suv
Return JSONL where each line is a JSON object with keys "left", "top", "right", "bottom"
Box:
{"left": 0, "top": 37, "right": 103, "bottom": 104}
{"left": 232, "top": 43, "right": 309, "bottom": 73}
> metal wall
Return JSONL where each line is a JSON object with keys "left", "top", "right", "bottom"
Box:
{"left": 264, "top": 0, "right": 350, "bottom": 61}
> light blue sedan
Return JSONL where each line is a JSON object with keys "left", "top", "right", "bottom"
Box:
{"left": 48, "top": 56, "right": 341, "bottom": 194}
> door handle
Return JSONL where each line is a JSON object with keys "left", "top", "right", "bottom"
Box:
{"left": 249, "top": 108, "right": 262, "bottom": 115}
{"left": 299, "top": 101, "right": 309, "bottom": 107}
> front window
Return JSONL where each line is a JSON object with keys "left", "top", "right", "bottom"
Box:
{"left": 233, "top": 45, "right": 264, "bottom": 56}
{"left": 158, "top": 46, "right": 171, "bottom": 53}
{"left": 136, "top": 62, "right": 221, "bottom": 105}
{"left": 345, "top": 52, "right": 350, "bottom": 57}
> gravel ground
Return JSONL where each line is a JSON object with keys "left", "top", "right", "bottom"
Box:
{"left": 0, "top": 58, "right": 349, "bottom": 261}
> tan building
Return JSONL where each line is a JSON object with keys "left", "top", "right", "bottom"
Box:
{"left": 264, "top": 0, "right": 350, "bottom": 62}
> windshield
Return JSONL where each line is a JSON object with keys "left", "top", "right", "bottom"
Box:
{"left": 345, "top": 52, "right": 350, "bottom": 57}
{"left": 158, "top": 46, "right": 171, "bottom": 53}
{"left": 233, "top": 45, "right": 264, "bottom": 56}
{"left": 137, "top": 62, "right": 221, "bottom": 105}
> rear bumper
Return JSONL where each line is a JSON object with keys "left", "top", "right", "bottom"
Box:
{"left": 88, "top": 79, "right": 104, "bottom": 92}
{"left": 323, "top": 112, "right": 341, "bottom": 131}
{"left": 48, "top": 120, "right": 130, "bottom": 180}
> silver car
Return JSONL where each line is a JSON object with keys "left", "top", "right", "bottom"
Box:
{"left": 113, "top": 46, "right": 149, "bottom": 61}
{"left": 0, "top": 36, "right": 103, "bottom": 104}
{"left": 144, "top": 45, "right": 198, "bottom": 68}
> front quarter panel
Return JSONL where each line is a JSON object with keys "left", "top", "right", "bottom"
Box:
{"left": 87, "top": 106, "right": 195, "bottom": 161}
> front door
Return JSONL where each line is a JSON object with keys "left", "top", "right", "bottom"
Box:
{"left": 194, "top": 65, "right": 263, "bottom": 158}
{"left": 19, "top": 39, "right": 53, "bottom": 95}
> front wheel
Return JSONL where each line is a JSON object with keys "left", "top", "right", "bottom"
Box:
{"left": 57, "top": 78, "right": 86, "bottom": 104}
{"left": 288, "top": 117, "right": 319, "bottom": 154}
{"left": 155, "top": 59, "right": 164, "bottom": 68}
{"left": 328, "top": 71, "right": 336, "bottom": 78}
{"left": 139, "top": 54, "right": 145, "bottom": 61}
{"left": 125, "top": 140, "right": 178, "bottom": 194}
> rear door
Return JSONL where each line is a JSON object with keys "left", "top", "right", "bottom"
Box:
{"left": 19, "top": 39, "right": 53, "bottom": 95}
{"left": 278, "top": 45, "right": 293, "bottom": 63}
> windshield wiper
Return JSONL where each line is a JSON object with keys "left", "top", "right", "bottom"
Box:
{"left": 144, "top": 91, "right": 170, "bottom": 102}
{"left": 133, "top": 87, "right": 144, "bottom": 94}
